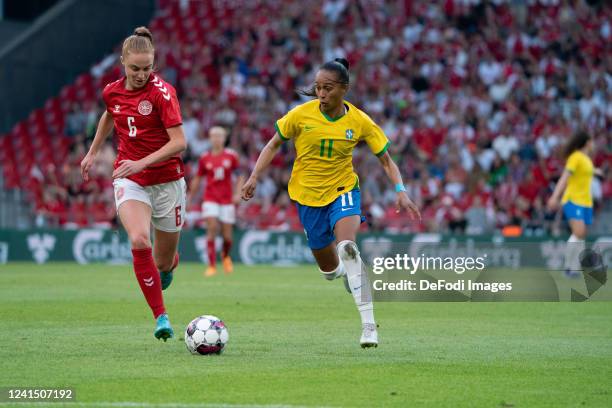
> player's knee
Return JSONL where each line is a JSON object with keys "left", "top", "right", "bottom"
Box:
{"left": 207, "top": 219, "right": 218, "bottom": 233}
{"left": 130, "top": 233, "right": 151, "bottom": 250}
{"left": 320, "top": 261, "right": 342, "bottom": 280}
{"left": 155, "top": 258, "right": 173, "bottom": 272}
{"left": 319, "top": 261, "right": 338, "bottom": 273}
{"left": 337, "top": 240, "right": 359, "bottom": 262}
{"left": 575, "top": 230, "right": 586, "bottom": 240}
{"left": 572, "top": 225, "right": 587, "bottom": 240}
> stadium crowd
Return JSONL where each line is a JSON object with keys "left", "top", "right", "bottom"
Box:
{"left": 4, "top": 0, "right": 611, "bottom": 235}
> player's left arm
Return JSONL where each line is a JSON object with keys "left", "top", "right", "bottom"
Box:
{"left": 378, "top": 151, "right": 420, "bottom": 220}
{"left": 362, "top": 111, "right": 420, "bottom": 219}
{"left": 112, "top": 125, "right": 187, "bottom": 179}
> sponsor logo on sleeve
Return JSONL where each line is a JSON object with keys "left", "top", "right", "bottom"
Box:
{"left": 151, "top": 76, "right": 171, "bottom": 101}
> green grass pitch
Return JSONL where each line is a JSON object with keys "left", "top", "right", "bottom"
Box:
{"left": 0, "top": 262, "right": 611, "bottom": 408}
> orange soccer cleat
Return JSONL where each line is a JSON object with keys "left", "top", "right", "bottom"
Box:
{"left": 204, "top": 266, "right": 217, "bottom": 277}
{"left": 222, "top": 257, "right": 233, "bottom": 274}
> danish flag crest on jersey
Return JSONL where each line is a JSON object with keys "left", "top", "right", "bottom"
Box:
{"left": 138, "top": 100, "right": 153, "bottom": 115}
{"left": 151, "top": 75, "right": 171, "bottom": 101}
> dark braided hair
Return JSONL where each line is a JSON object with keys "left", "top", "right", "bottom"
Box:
{"left": 298, "top": 58, "right": 350, "bottom": 97}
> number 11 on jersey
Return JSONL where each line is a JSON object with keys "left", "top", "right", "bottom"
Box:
{"left": 320, "top": 139, "right": 333, "bottom": 158}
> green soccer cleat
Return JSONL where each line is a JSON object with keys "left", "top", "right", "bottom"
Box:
{"left": 154, "top": 313, "right": 174, "bottom": 341}
{"left": 160, "top": 253, "right": 179, "bottom": 290}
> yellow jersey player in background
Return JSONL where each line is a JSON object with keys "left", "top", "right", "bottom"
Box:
{"left": 548, "top": 131, "right": 602, "bottom": 277}
{"left": 241, "top": 58, "right": 420, "bottom": 348}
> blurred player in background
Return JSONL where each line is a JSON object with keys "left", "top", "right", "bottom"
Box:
{"left": 548, "top": 131, "right": 602, "bottom": 276}
{"left": 188, "top": 126, "right": 244, "bottom": 277}
{"left": 242, "top": 58, "right": 420, "bottom": 348}
{"left": 81, "top": 27, "right": 186, "bottom": 341}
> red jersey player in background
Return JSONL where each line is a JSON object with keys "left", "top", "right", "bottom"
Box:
{"left": 81, "top": 27, "right": 186, "bottom": 341}
{"left": 188, "top": 126, "right": 244, "bottom": 277}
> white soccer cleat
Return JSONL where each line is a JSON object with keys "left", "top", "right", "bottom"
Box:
{"left": 360, "top": 323, "right": 378, "bottom": 348}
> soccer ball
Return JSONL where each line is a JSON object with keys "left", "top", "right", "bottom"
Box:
{"left": 184, "top": 315, "right": 229, "bottom": 355}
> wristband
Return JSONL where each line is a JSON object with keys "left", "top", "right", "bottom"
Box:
{"left": 395, "top": 183, "right": 406, "bottom": 193}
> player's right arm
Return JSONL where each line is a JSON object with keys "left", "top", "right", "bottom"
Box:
{"left": 548, "top": 152, "right": 579, "bottom": 210}
{"left": 81, "top": 111, "right": 114, "bottom": 181}
{"left": 187, "top": 174, "right": 202, "bottom": 207}
{"left": 547, "top": 169, "right": 570, "bottom": 210}
{"left": 241, "top": 133, "right": 285, "bottom": 201}
{"left": 187, "top": 155, "right": 205, "bottom": 206}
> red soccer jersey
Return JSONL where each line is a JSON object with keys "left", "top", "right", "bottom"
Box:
{"left": 197, "top": 149, "right": 239, "bottom": 204}
{"left": 103, "top": 74, "right": 184, "bottom": 186}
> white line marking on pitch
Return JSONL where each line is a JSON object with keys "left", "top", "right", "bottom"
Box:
{"left": 0, "top": 402, "right": 335, "bottom": 408}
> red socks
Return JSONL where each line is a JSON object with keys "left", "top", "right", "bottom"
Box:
{"left": 207, "top": 239, "right": 232, "bottom": 265}
{"left": 222, "top": 239, "right": 232, "bottom": 259}
{"left": 207, "top": 239, "right": 216, "bottom": 266}
{"left": 132, "top": 247, "right": 165, "bottom": 318}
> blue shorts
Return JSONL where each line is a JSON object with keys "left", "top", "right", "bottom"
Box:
{"left": 562, "top": 201, "right": 593, "bottom": 225}
{"left": 296, "top": 189, "right": 366, "bottom": 250}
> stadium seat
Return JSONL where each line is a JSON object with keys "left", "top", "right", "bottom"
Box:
{"left": 1, "top": 0, "right": 608, "bottom": 235}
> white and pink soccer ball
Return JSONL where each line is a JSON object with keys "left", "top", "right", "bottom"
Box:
{"left": 185, "top": 315, "right": 229, "bottom": 355}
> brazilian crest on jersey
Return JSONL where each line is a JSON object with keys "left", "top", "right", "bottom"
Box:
{"left": 275, "top": 99, "right": 389, "bottom": 207}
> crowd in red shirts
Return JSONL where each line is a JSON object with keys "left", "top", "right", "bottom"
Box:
{"left": 1, "top": 0, "right": 610, "bottom": 234}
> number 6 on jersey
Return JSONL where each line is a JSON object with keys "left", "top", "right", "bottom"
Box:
{"left": 128, "top": 116, "right": 137, "bottom": 137}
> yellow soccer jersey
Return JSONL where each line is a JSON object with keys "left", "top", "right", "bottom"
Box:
{"left": 275, "top": 99, "right": 389, "bottom": 206}
{"left": 561, "top": 150, "right": 593, "bottom": 207}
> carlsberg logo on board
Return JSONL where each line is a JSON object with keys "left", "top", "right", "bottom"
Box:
{"left": 409, "top": 234, "right": 521, "bottom": 268}
{"left": 239, "top": 231, "right": 314, "bottom": 265}
{"left": 73, "top": 229, "right": 131, "bottom": 264}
